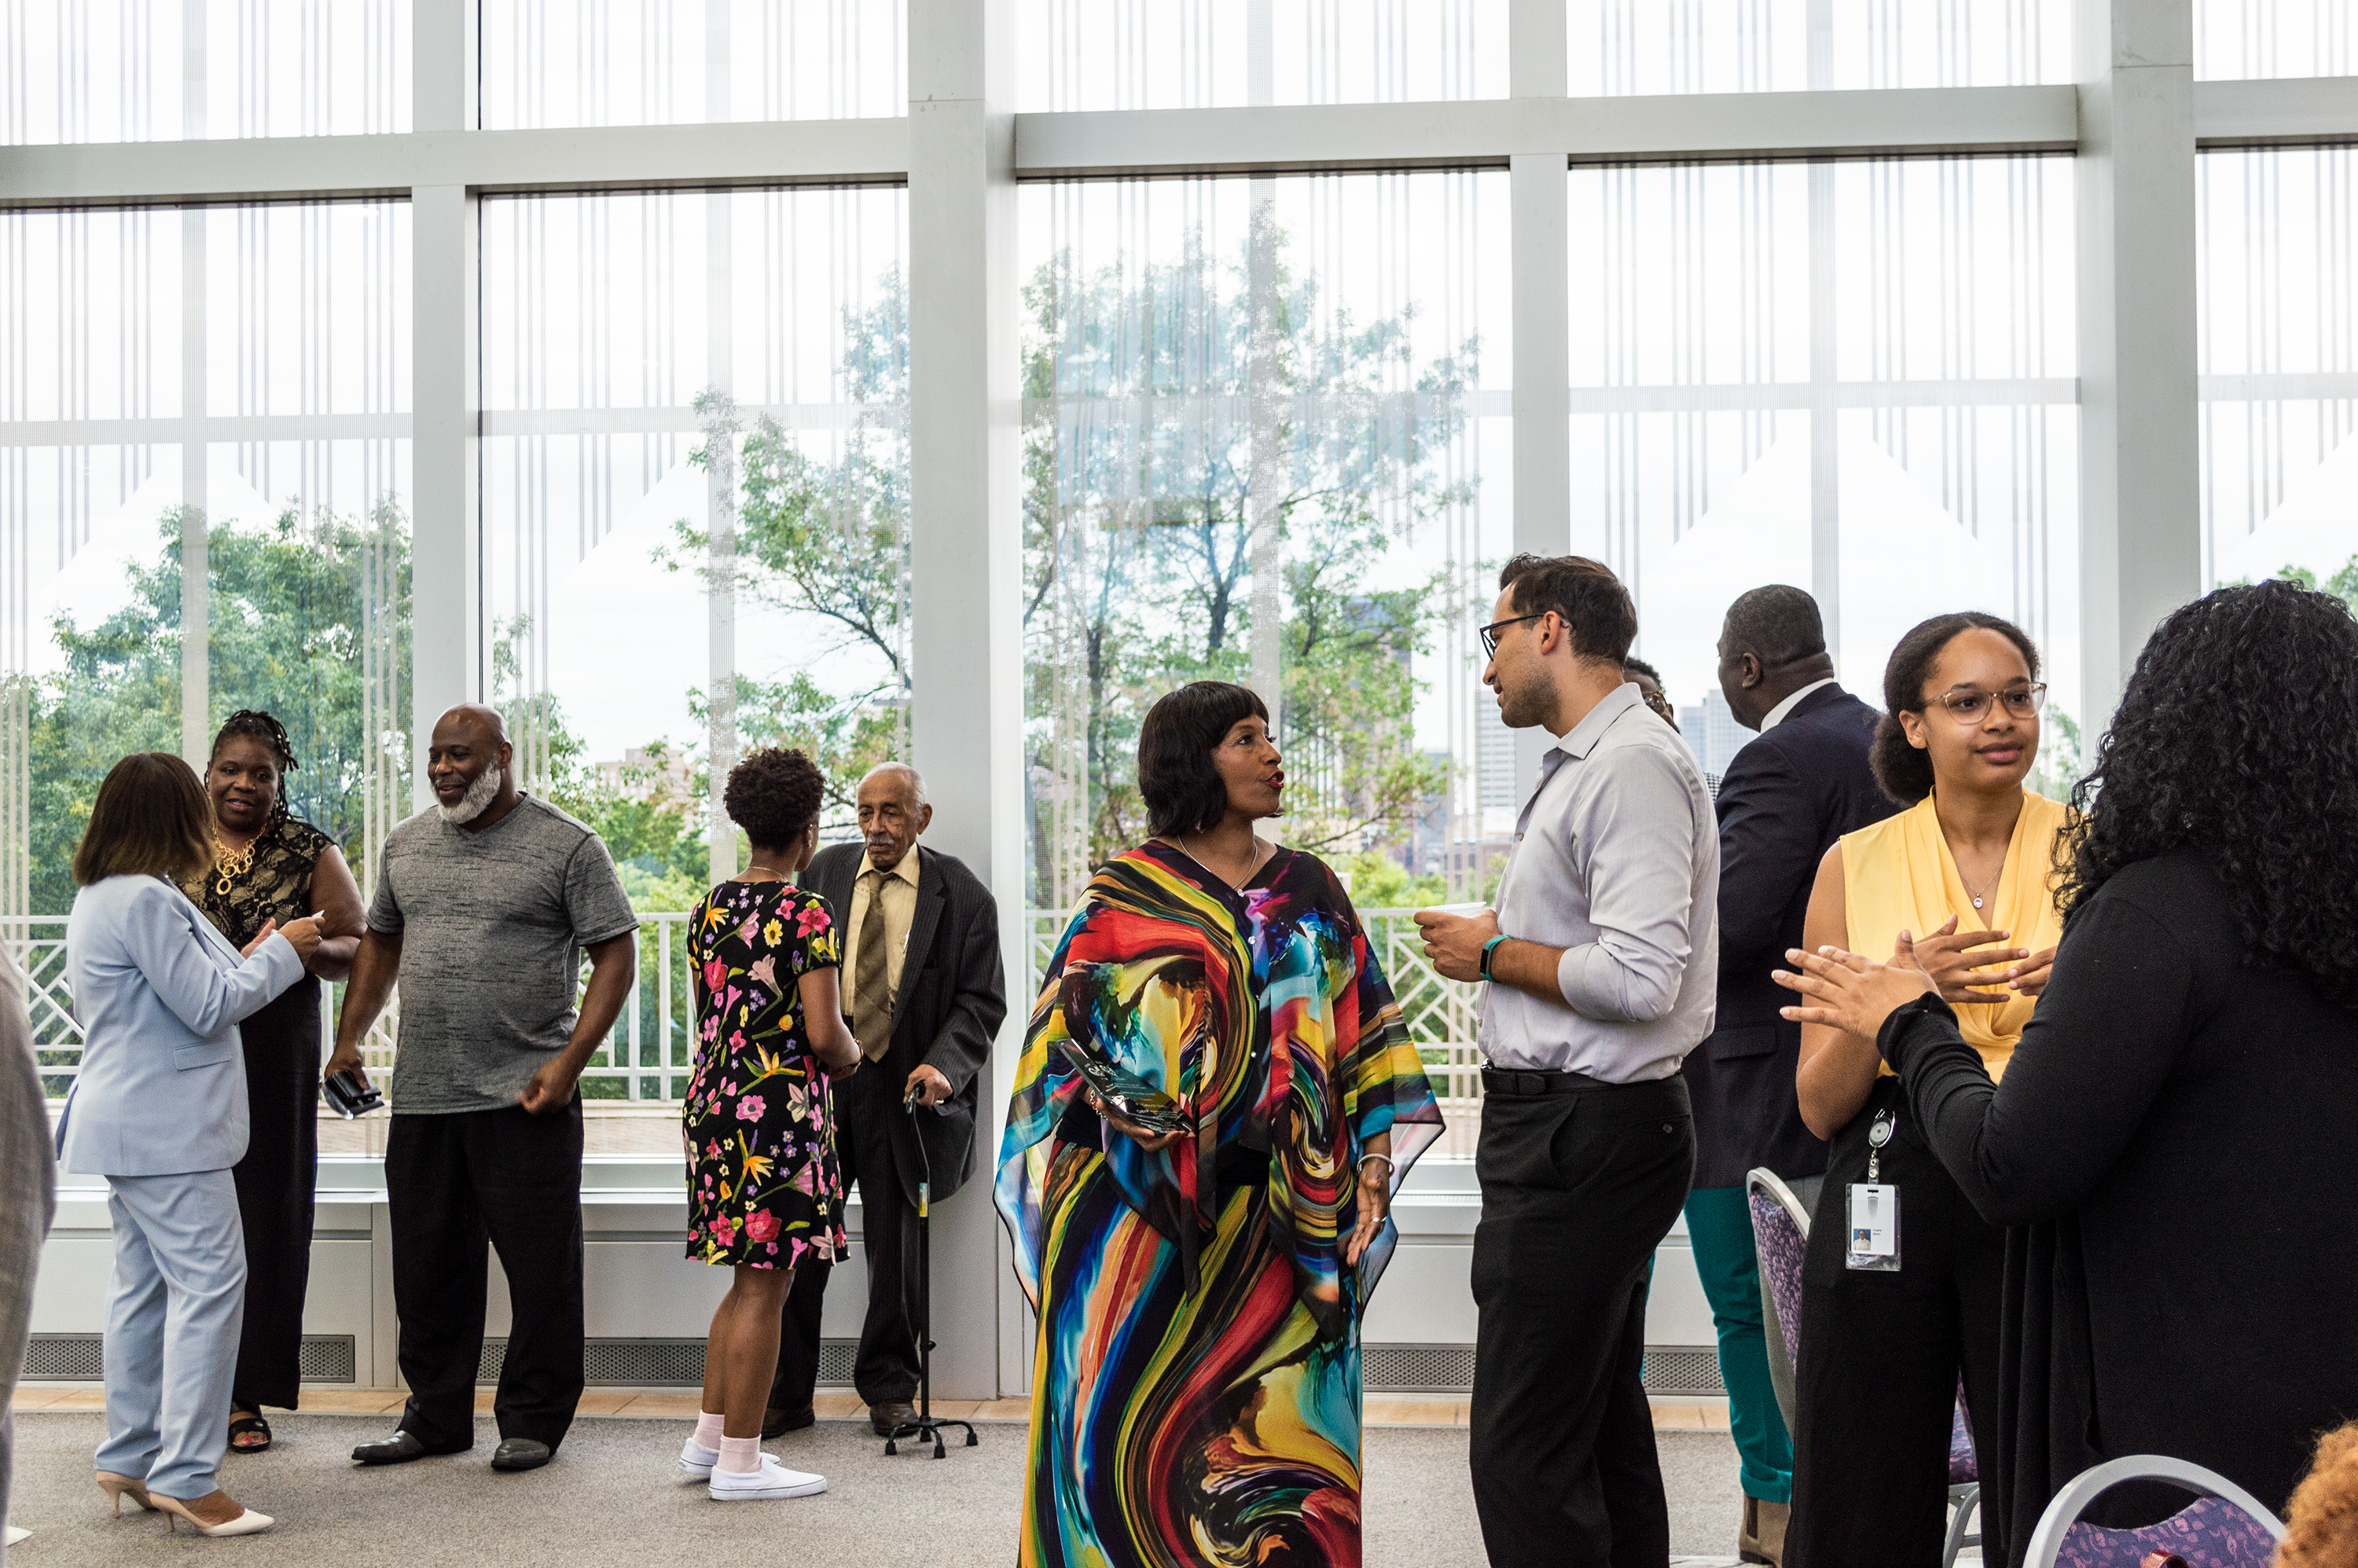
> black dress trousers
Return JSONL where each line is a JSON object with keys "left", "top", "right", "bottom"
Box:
{"left": 386, "top": 1100, "right": 586, "bottom": 1452}
{"left": 1469, "top": 1071, "right": 1695, "bottom": 1568}
{"left": 771, "top": 1063, "right": 919, "bottom": 1411}
{"left": 1786, "top": 1077, "right": 2007, "bottom": 1568}
{"left": 229, "top": 977, "right": 321, "bottom": 1410}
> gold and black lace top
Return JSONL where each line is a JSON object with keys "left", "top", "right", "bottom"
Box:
{"left": 185, "top": 818, "right": 336, "bottom": 951}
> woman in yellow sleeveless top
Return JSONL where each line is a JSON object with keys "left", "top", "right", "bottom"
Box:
{"left": 1783, "top": 612, "right": 2068, "bottom": 1568}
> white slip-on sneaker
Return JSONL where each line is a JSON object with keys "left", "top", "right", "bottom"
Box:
{"left": 707, "top": 1454, "right": 827, "bottom": 1501}
{"left": 678, "top": 1437, "right": 718, "bottom": 1481}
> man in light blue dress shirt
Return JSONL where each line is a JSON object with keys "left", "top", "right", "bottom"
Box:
{"left": 1419, "top": 554, "right": 1719, "bottom": 1568}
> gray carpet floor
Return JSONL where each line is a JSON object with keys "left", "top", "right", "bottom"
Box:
{"left": 5, "top": 1412, "right": 1745, "bottom": 1566}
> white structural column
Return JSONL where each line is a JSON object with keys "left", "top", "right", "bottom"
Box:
{"left": 1246, "top": 0, "right": 1282, "bottom": 712}
{"left": 409, "top": 0, "right": 479, "bottom": 809}
{"left": 2077, "top": 0, "right": 2201, "bottom": 729}
{"left": 704, "top": 3, "right": 740, "bottom": 887}
{"left": 905, "top": 0, "right": 1022, "bottom": 1400}
{"left": 178, "top": 3, "right": 208, "bottom": 770}
{"left": 1509, "top": 0, "right": 1570, "bottom": 795}
{"left": 1806, "top": 0, "right": 1842, "bottom": 653}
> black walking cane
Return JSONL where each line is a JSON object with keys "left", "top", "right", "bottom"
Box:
{"left": 884, "top": 1083, "right": 978, "bottom": 1459}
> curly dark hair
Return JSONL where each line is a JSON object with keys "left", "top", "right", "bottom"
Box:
{"left": 2058, "top": 579, "right": 2358, "bottom": 1008}
{"left": 722, "top": 747, "right": 825, "bottom": 850}
{"left": 1139, "top": 681, "right": 1269, "bottom": 840}
{"left": 1870, "top": 611, "right": 2041, "bottom": 805}
{"left": 210, "top": 709, "right": 300, "bottom": 832}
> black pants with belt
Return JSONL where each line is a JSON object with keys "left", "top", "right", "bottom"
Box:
{"left": 1787, "top": 1076, "right": 2006, "bottom": 1568}
{"left": 387, "top": 1100, "right": 586, "bottom": 1452}
{"left": 770, "top": 1063, "right": 919, "bottom": 1412}
{"left": 1470, "top": 1070, "right": 1696, "bottom": 1568}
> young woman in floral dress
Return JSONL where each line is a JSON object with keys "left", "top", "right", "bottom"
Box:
{"left": 678, "top": 747, "right": 862, "bottom": 1501}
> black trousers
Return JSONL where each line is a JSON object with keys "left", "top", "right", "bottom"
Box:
{"left": 1470, "top": 1072, "right": 1695, "bottom": 1568}
{"left": 769, "top": 1063, "right": 918, "bottom": 1411}
{"left": 230, "top": 982, "right": 319, "bottom": 1411}
{"left": 387, "top": 1101, "right": 586, "bottom": 1452}
{"left": 1787, "top": 1077, "right": 2006, "bottom": 1568}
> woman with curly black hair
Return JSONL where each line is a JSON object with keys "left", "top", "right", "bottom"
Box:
{"left": 678, "top": 747, "right": 861, "bottom": 1502}
{"left": 184, "top": 710, "right": 369, "bottom": 1455}
{"left": 1774, "top": 578, "right": 2358, "bottom": 1559}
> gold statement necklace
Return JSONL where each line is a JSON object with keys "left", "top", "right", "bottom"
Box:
{"left": 212, "top": 834, "right": 257, "bottom": 896}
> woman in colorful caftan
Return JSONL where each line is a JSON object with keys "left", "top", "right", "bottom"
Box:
{"left": 997, "top": 681, "right": 1445, "bottom": 1568}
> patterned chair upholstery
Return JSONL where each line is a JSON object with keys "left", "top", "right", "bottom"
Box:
{"left": 2026, "top": 1456, "right": 2287, "bottom": 1568}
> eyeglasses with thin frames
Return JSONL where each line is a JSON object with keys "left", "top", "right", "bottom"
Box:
{"left": 1931, "top": 682, "right": 2048, "bottom": 723}
{"left": 1478, "top": 612, "right": 1546, "bottom": 659}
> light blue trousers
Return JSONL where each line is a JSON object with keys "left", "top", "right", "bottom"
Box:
{"left": 97, "top": 1171, "right": 245, "bottom": 1500}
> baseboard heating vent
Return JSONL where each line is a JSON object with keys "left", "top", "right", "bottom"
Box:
{"left": 1364, "top": 1343, "right": 1724, "bottom": 1397}
{"left": 476, "top": 1337, "right": 863, "bottom": 1388}
{"left": 1366, "top": 1344, "right": 1475, "bottom": 1393}
{"left": 27, "top": 1333, "right": 357, "bottom": 1385}
{"left": 1640, "top": 1347, "right": 1724, "bottom": 1397}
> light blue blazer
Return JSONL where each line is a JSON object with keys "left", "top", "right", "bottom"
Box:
{"left": 57, "top": 874, "right": 307, "bottom": 1178}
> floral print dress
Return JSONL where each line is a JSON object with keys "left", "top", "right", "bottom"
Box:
{"left": 683, "top": 879, "right": 847, "bottom": 1269}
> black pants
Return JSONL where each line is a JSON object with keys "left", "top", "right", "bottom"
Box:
{"left": 1470, "top": 1072, "right": 1695, "bottom": 1568}
{"left": 769, "top": 1063, "right": 918, "bottom": 1411}
{"left": 1787, "top": 1078, "right": 2005, "bottom": 1568}
{"left": 387, "top": 1102, "right": 586, "bottom": 1452}
{"left": 230, "top": 982, "right": 319, "bottom": 1411}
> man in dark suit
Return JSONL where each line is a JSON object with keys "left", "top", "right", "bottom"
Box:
{"left": 1684, "top": 586, "right": 1890, "bottom": 1566}
{"left": 765, "top": 762, "right": 1006, "bottom": 1439}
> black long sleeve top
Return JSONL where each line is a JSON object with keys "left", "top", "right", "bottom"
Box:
{"left": 1877, "top": 849, "right": 2358, "bottom": 1557}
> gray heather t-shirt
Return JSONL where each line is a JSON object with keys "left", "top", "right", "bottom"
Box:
{"left": 368, "top": 793, "right": 639, "bottom": 1114}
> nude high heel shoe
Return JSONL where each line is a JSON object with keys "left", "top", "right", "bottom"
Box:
{"left": 95, "top": 1471, "right": 156, "bottom": 1515}
{"left": 152, "top": 1493, "right": 274, "bottom": 1537}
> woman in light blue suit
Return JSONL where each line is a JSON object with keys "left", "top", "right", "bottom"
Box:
{"left": 57, "top": 754, "right": 319, "bottom": 1537}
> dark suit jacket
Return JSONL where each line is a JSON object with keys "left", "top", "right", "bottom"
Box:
{"left": 1683, "top": 683, "right": 1893, "bottom": 1188}
{"left": 803, "top": 842, "right": 1007, "bottom": 1205}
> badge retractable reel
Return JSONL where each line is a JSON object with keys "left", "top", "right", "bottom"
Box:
{"left": 1846, "top": 1108, "right": 1901, "bottom": 1272}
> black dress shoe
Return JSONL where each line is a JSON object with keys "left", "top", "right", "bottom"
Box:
{"left": 490, "top": 1438, "right": 553, "bottom": 1472}
{"left": 762, "top": 1405, "right": 815, "bottom": 1439}
{"left": 869, "top": 1401, "right": 917, "bottom": 1438}
{"left": 351, "top": 1431, "right": 451, "bottom": 1466}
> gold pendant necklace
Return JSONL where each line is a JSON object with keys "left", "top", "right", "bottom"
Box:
{"left": 212, "top": 834, "right": 257, "bottom": 896}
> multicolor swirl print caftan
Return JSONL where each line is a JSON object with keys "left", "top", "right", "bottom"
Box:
{"left": 997, "top": 843, "right": 1443, "bottom": 1568}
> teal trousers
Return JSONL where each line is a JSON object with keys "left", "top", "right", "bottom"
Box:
{"left": 1684, "top": 1186, "right": 1793, "bottom": 1504}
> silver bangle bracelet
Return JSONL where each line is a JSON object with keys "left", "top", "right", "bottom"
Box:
{"left": 1357, "top": 1152, "right": 1395, "bottom": 1178}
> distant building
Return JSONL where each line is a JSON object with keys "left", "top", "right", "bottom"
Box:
{"left": 596, "top": 746, "right": 695, "bottom": 806}
{"left": 1676, "top": 688, "right": 1751, "bottom": 780}
{"left": 1478, "top": 698, "right": 1517, "bottom": 814}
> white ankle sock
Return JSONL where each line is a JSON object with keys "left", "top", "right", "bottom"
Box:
{"left": 717, "top": 1436, "right": 762, "bottom": 1475}
{"left": 692, "top": 1412, "right": 725, "bottom": 1449}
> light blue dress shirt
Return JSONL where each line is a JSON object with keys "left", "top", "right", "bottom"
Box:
{"left": 1478, "top": 683, "right": 1721, "bottom": 1082}
{"left": 58, "top": 874, "right": 307, "bottom": 1177}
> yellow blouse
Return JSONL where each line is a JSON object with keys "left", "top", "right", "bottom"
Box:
{"left": 1840, "top": 789, "right": 2070, "bottom": 1081}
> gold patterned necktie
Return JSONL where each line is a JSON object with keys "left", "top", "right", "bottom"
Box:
{"left": 851, "top": 868, "right": 893, "bottom": 1061}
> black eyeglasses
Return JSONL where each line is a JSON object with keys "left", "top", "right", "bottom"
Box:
{"left": 1479, "top": 612, "right": 1547, "bottom": 658}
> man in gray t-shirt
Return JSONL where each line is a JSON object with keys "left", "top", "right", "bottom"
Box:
{"left": 327, "top": 704, "right": 637, "bottom": 1473}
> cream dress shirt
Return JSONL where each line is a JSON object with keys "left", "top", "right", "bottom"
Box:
{"left": 844, "top": 847, "right": 920, "bottom": 1001}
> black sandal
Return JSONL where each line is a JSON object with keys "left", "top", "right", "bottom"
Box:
{"left": 227, "top": 1412, "right": 272, "bottom": 1453}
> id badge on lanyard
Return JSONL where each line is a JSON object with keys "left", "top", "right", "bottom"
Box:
{"left": 1846, "top": 1108, "right": 1901, "bottom": 1272}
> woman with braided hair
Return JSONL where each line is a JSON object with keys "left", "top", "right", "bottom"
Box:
{"left": 184, "top": 710, "right": 367, "bottom": 1454}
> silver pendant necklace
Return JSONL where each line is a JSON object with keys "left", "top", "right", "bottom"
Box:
{"left": 1963, "top": 859, "right": 2002, "bottom": 911}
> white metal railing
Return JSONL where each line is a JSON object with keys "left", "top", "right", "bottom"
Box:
{"left": 17, "top": 908, "right": 1484, "bottom": 1145}
{"left": 8, "top": 912, "right": 696, "bottom": 1106}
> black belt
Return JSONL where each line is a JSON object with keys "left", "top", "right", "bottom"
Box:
{"left": 1481, "top": 1066, "right": 1618, "bottom": 1097}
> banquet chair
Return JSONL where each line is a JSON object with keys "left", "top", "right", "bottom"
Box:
{"left": 2023, "top": 1453, "right": 2286, "bottom": 1568}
